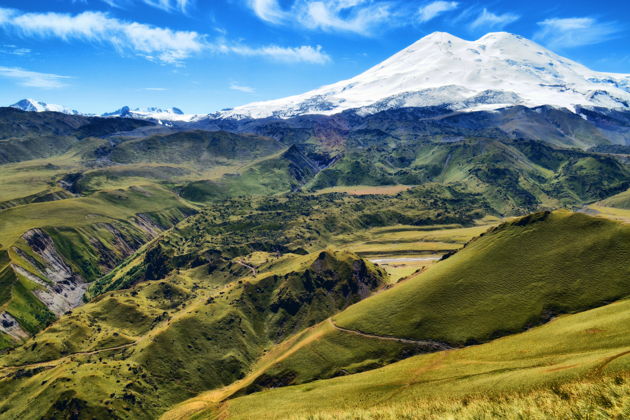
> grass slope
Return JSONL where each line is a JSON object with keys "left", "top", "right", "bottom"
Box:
{"left": 166, "top": 210, "right": 630, "bottom": 411}
{"left": 335, "top": 210, "right": 630, "bottom": 344}
{"left": 219, "top": 298, "right": 630, "bottom": 420}
{"left": 600, "top": 187, "right": 630, "bottom": 209}
{"left": 0, "top": 250, "right": 387, "bottom": 419}
{"left": 310, "top": 139, "right": 630, "bottom": 215}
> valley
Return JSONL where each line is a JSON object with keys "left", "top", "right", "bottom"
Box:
{"left": 1, "top": 26, "right": 630, "bottom": 420}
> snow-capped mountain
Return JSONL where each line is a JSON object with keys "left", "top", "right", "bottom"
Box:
{"left": 10, "top": 99, "right": 81, "bottom": 115}
{"left": 9, "top": 100, "right": 200, "bottom": 122}
{"left": 102, "top": 106, "right": 200, "bottom": 122}
{"left": 217, "top": 32, "right": 630, "bottom": 119}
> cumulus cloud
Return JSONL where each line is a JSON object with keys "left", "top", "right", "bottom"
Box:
{"left": 229, "top": 82, "right": 256, "bottom": 93}
{"left": 469, "top": 8, "right": 519, "bottom": 31}
{"left": 534, "top": 17, "right": 622, "bottom": 49}
{"left": 418, "top": 1, "right": 458, "bottom": 23}
{"left": 0, "top": 7, "right": 330, "bottom": 65}
{"left": 0, "top": 66, "right": 71, "bottom": 88}
{"left": 245, "top": 0, "right": 400, "bottom": 35}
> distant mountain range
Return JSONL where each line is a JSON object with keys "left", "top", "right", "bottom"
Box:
{"left": 8, "top": 32, "right": 630, "bottom": 122}
{"left": 10, "top": 98, "right": 81, "bottom": 116}
{"left": 9, "top": 99, "right": 200, "bottom": 123}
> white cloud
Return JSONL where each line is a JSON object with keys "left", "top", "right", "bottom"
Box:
{"left": 297, "top": 0, "right": 393, "bottom": 35}
{"left": 245, "top": 0, "right": 400, "bottom": 35}
{"left": 229, "top": 82, "right": 256, "bottom": 93}
{"left": 144, "top": 87, "right": 167, "bottom": 91}
{"left": 100, "top": 0, "right": 193, "bottom": 13}
{"left": 1, "top": 44, "right": 31, "bottom": 56}
{"left": 141, "top": 0, "right": 193, "bottom": 13}
{"left": 0, "top": 66, "right": 71, "bottom": 88}
{"left": 0, "top": 8, "right": 205, "bottom": 65}
{"left": 0, "top": 7, "right": 330, "bottom": 66}
{"left": 418, "top": 1, "right": 458, "bottom": 23}
{"left": 469, "top": 8, "right": 519, "bottom": 31}
{"left": 220, "top": 43, "right": 331, "bottom": 64}
{"left": 534, "top": 17, "right": 622, "bottom": 49}
{"left": 248, "top": 0, "right": 287, "bottom": 24}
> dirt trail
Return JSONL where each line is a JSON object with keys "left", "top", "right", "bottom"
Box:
{"left": 235, "top": 259, "right": 257, "bottom": 277}
{"left": 0, "top": 342, "right": 136, "bottom": 374}
{"left": 328, "top": 319, "right": 451, "bottom": 350}
{"left": 593, "top": 349, "right": 630, "bottom": 375}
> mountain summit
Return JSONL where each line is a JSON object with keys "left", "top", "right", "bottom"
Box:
{"left": 102, "top": 106, "right": 188, "bottom": 120}
{"left": 219, "top": 32, "right": 630, "bottom": 119}
{"left": 102, "top": 106, "right": 184, "bottom": 117}
{"left": 10, "top": 99, "right": 80, "bottom": 115}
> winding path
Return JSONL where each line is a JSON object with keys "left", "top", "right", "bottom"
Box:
{"left": 0, "top": 342, "right": 136, "bottom": 373}
{"left": 328, "top": 319, "right": 451, "bottom": 351}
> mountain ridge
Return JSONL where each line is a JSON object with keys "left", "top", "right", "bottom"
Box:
{"left": 10, "top": 98, "right": 81, "bottom": 115}
{"left": 217, "top": 31, "right": 630, "bottom": 119}
{"left": 9, "top": 99, "right": 200, "bottom": 123}
{"left": 8, "top": 32, "right": 630, "bottom": 123}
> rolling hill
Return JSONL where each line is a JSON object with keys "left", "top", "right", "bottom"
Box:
{"left": 164, "top": 210, "right": 630, "bottom": 419}
{"left": 0, "top": 210, "right": 628, "bottom": 419}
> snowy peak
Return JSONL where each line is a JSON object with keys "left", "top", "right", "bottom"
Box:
{"left": 102, "top": 106, "right": 183, "bottom": 117}
{"left": 8, "top": 100, "right": 196, "bottom": 122}
{"left": 10, "top": 99, "right": 81, "bottom": 115}
{"left": 101, "top": 106, "right": 195, "bottom": 122}
{"left": 101, "top": 106, "right": 132, "bottom": 117}
{"left": 219, "top": 31, "right": 630, "bottom": 119}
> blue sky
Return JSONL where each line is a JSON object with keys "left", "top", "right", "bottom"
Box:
{"left": 0, "top": 0, "right": 628, "bottom": 114}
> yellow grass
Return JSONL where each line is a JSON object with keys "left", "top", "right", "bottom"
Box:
{"left": 587, "top": 205, "right": 630, "bottom": 224}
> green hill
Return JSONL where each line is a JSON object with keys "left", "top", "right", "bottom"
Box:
{"left": 600, "top": 187, "right": 630, "bottom": 209}
{"left": 1, "top": 107, "right": 630, "bottom": 420}
{"left": 0, "top": 184, "right": 194, "bottom": 347}
{"left": 214, "top": 297, "right": 630, "bottom": 420}
{"left": 185, "top": 211, "right": 630, "bottom": 403}
{"left": 335, "top": 210, "right": 630, "bottom": 343}
{"left": 310, "top": 139, "right": 630, "bottom": 214}
{"left": 0, "top": 250, "right": 386, "bottom": 419}
{"left": 108, "top": 130, "right": 283, "bottom": 166}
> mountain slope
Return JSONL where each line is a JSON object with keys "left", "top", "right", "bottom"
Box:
{"left": 194, "top": 211, "right": 630, "bottom": 398}
{"left": 206, "top": 297, "right": 630, "bottom": 420}
{"left": 219, "top": 32, "right": 630, "bottom": 119}
{"left": 335, "top": 211, "right": 630, "bottom": 343}
{"left": 0, "top": 250, "right": 387, "bottom": 419}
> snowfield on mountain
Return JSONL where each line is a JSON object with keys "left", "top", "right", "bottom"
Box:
{"left": 218, "top": 32, "right": 630, "bottom": 119}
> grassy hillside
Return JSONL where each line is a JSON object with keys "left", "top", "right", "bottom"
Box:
{"left": 179, "top": 145, "right": 327, "bottom": 202}
{"left": 108, "top": 130, "right": 283, "bottom": 166}
{"left": 599, "top": 187, "right": 630, "bottom": 209}
{"left": 335, "top": 211, "right": 630, "bottom": 344}
{"left": 171, "top": 210, "right": 630, "bottom": 406}
{"left": 1, "top": 107, "right": 630, "bottom": 419}
{"left": 310, "top": 139, "right": 630, "bottom": 214}
{"left": 213, "top": 297, "right": 630, "bottom": 420}
{"left": 0, "top": 250, "right": 387, "bottom": 419}
{"left": 0, "top": 183, "right": 194, "bottom": 346}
